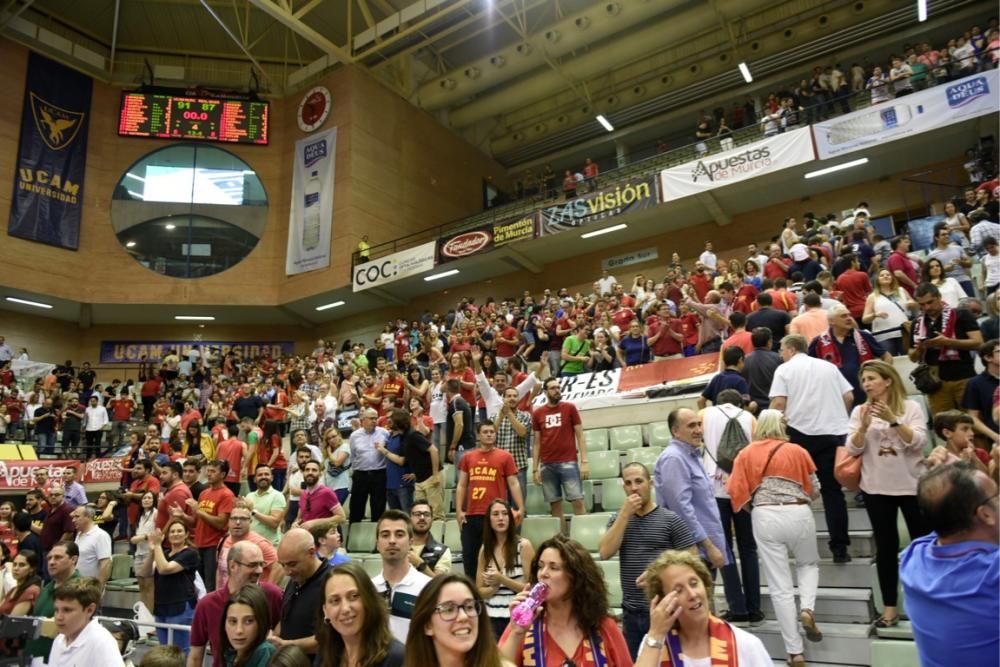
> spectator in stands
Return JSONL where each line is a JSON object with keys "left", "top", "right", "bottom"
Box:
{"left": 910, "top": 282, "right": 983, "bottom": 415}
{"left": 560, "top": 323, "right": 591, "bottom": 377}
{"left": 285, "top": 447, "right": 314, "bottom": 528}
{"left": 61, "top": 466, "right": 88, "bottom": 509}
{"left": 562, "top": 170, "right": 577, "bottom": 199}
{"left": 321, "top": 428, "right": 352, "bottom": 506}
{"left": 495, "top": 387, "right": 532, "bottom": 503}
{"left": 699, "top": 389, "right": 761, "bottom": 627}
{"left": 845, "top": 360, "right": 929, "bottom": 628}
{"left": 32, "top": 397, "right": 57, "bottom": 457}
{"left": 900, "top": 462, "right": 998, "bottom": 667}
{"left": 862, "top": 269, "right": 916, "bottom": 356}
{"left": 445, "top": 377, "right": 476, "bottom": 463}
{"left": 372, "top": 510, "right": 430, "bottom": 642}
{"left": 61, "top": 396, "right": 84, "bottom": 458}
{"left": 500, "top": 534, "right": 631, "bottom": 664}
{"left": 131, "top": 490, "right": 156, "bottom": 612}
{"left": 25, "top": 541, "right": 79, "bottom": 663}
{"left": 742, "top": 327, "right": 782, "bottom": 411}
{"left": 127, "top": 459, "right": 162, "bottom": 533}
{"left": 928, "top": 223, "right": 976, "bottom": 296}
{"left": 929, "top": 411, "right": 990, "bottom": 473}
{"left": 962, "top": 339, "right": 1000, "bottom": 449}
{"left": 273, "top": 528, "right": 330, "bottom": 656}
{"left": 315, "top": 562, "right": 405, "bottom": 667}
{"left": 48, "top": 577, "right": 125, "bottom": 666}
{"left": 83, "top": 395, "right": 108, "bottom": 459}
{"left": 71, "top": 505, "right": 112, "bottom": 589}
{"left": 311, "top": 523, "right": 349, "bottom": 566}
{"left": 599, "top": 461, "right": 696, "bottom": 658}
{"left": 140, "top": 520, "right": 198, "bottom": 651}
{"left": 532, "top": 378, "right": 587, "bottom": 532}
{"left": 747, "top": 293, "right": 790, "bottom": 351}
{"left": 833, "top": 253, "right": 872, "bottom": 320}
{"left": 770, "top": 334, "right": 854, "bottom": 563}
{"left": 348, "top": 408, "right": 389, "bottom": 524}
{"left": 190, "top": 540, "right": 283, "bottom": 667}
{"left": 727, "top": 410, "right": 821, "bottom": 665}
{"left": 246, "top": 464, "right": 286, "bottom": 547}
{"left": 654, "top": 408, "right": 728, "bottom": 573}
{"left": 0, "top": 549, "right": 40, "bottom": 633}
{"left": 635, "top": 549, "right": 771, "bottom": 666}
{"left": 218, "top": 584, "right": 276, "bottom": 666}
{"left": 617, "top": 320, "right": 653, "bottom": 367}
{"left": 808, "top": 303, "right": 890, "bottom": 404}
{"left": 217, "top": 503, "right": 280, "bottom": 589}
{"left": 377, "top": 409, "right": 427, "bottom": 514}
{"left": 923, "top": 257, "right": 967, "bottom": 307}
{"left": 408, "top": 500, "right": 452, "bottom": 575}
{"left": 39, "top": 483, "right": 74, "bottom": 553}
{"left": 294, "top": 460, "right": 346, "bottom": 532}
{"left": 476, "top": 498, "right": 532, "bottom": 639}
{"left": 406, "top": 573, "right": 504, "bottom": 667}
{"left": 583, "top": 158, "right": 599, "bottom": 192}
{"left": 180, "top": 459, "right": 235, "bottom": 591}
{"left": 217, "top": 430, "right": 248, "bottom": 496}
{"left": 789, "top": 292, "right": 829, "bottom": 343}
{"left": 698, "top": 348, "right": 751, "bottom": 409}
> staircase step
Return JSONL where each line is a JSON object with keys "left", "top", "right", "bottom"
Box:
{"left": 750, "top": 620, "right": 873, "bottom": 665}
{"left": 714, "top": 586, "right": 873, "bottom": 624}
{"left": 875, "top": 620, "right": 914, "bottom": 641}
{"left": 817, "top": 531, "right": 874, "bottom": 558}
{"left": 813, "top": 507, "right": 871, "bottom": 532}
{"left": 736, "top": 558, "right": 874, "bottom": 589}
{"left": 870, "top": 638, "right": 920, "bottom": 666}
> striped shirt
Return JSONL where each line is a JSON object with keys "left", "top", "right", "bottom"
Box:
{"left": 484, "top": 540, "right": 525, "bottom": 620}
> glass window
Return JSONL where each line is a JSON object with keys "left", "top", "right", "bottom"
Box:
{"left": 112, "top": 144, "right": 267, "bottom": 278}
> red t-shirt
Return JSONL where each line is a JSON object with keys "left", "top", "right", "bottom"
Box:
{"left": 532, "top": 402, "right": 582, "bottom": 464}
{"left": 689, "top": 273, "right": 712, "bottom": 302}
{"left": 611, "top": 307, "right": 636, "bottom": 330}
{"left": 263, "top": 391, "right": 288, "bottom": 422}
{"left": 500, "top": 615, "right": 631, "bottom": 667}
{"left": 180, "top": 409, "right": 202, "bottom": 432}
{"left": 647, "top": 315, "right": 683, "bottom": 356}
{"left": 680, "top": 313, "right": 700, "bottom": 346}
{"left": 770, "top": 289, "right": 798, "bottom": 313}
{"left": 128, "top": 476, "right": 161, "bottom": 526}
{"left": 448, "top": 367, "right": 476, "bottom": 406}
{"left": 835, "top": 269, "right": 873, "bottom": 318}
{"left": 217, "top": 438, "right": 245, "bottom": 483}
{"left": 732, "top": 284, "right": 759, "bottom": 314}
{"left": 193, "top": 485, "right": 235, "bottom": 549}
{"left": 156, "top": 480, "right": 193, "bottom": 530}
{"left": 380, "top": 377, "right": 405, "bottom": 402}
{"left": 109, "top": 398, "right": 135, "bottom": 421}
{"left": 459, "top": 447, "right": 518, "bottom": 516}
{"left": 141, "top": 378, "right": 162, "bottom": 398}
{"left": 496, "top": 326, "right": 519, "bottom": 358}
{"left": 584, "top": 163, "right": 599, "bottom": 179}
{"left": 722, "top": 330, "right": 755, "bottom": 356}
{"left": 887, "top": 251, "right": 918, "bottom": 295}
{"left": 512, "top": 371, "right": 532, "bottom": 412}
{"left": 763, "top": 256, "right": 791, "bottom": 280}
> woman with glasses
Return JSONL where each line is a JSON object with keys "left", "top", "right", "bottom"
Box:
{"left": 500, "top": 535, "right": 631, "bottom": 666}
{"left": 846, "top": 360, "right": 929, "bottom": 628}
{"left": 316, "top": 562, "right": 404, "bottom": 667}
{"left": 476, "top": 499, "right": 533, "bottom": 640}
{"left": 726, "top": 410, "right": 823, "bottom": 666}
{"left": 405, "top": 574, "right": 507, "bottom": 667}
{"left": 95, "top": 489, "right": 124, "bottom": 539}
{"left": 140, "top": 518, "right": 200, "bottom": 651}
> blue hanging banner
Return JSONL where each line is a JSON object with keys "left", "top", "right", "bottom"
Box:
{"left": 9, "top": 52, "right": 93, "bottom": 250}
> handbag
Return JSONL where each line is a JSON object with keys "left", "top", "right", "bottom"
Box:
{"left": 834, "top": 446, "right": 862, "bottom": 492}
{"left": 910, "top": 363, "right": 941, "bottom": 394}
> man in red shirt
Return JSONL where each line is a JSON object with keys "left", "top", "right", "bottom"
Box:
{"left": 183, "top": 460, "right": 235, "bottom": 592}
{"left": 180, "top": 400, "right": 203, "bottom": 432}
{"left": 763, "top": 243, "right": 792, "bottom": 280}
{"left": 124, "top": 459, "right": 161, "bottom": 532}
{"left": 378, "top": 367, "right": 405, "bottom": 407}
{"left": 770, "top": 278, "right": 799, "bottom": 313}
{"left": 156, "top": 460, "right": 192, "bottom": 530}
{"left": 532, "top": 379, "right": 588, "bottom": 533}
{"left": 834, "top": 253, "right": 873, "bottom": 319}
{"left": 610, "top": 298, "right": 636, "bottom": 330}
{"left": 496, "top": 321, "right": 520, "bottom": 369}
{"left": 646, "top": 303, "right": 684, "bottom": 360}
{"left": 583, "top": 157, "right": 599, "bottom": 191}
{"left": 107, "top": 392, "right": 135, "bottom": 449}
{"left": 217, "top": 434, "right": 247, "bottom": 496}
{"left": 455, "top": 421, "right": 523, "bottom": 578}
{"left": 140, "top": 372, "right": 162, "bottom": 422}
{"left": 689, "top": 267, "right": 712, "bottom": 302}
{"left": 887, "top": 235, "right": 919, "bottom": 296}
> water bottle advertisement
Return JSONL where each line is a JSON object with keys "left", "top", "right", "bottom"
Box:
{"left": 286, "top": 126, "right": 337, "bottom": 275}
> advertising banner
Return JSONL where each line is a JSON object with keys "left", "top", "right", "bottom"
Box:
{"left": 100, "top": 340, "right": 294, "bottom": 364}
{"left": 602, "top": 247, "right": 659, "bottom": 271}
{"left": 352, "top": 241, "right": 437, "bottom": 292}
{"left": 658, "top": 127, "right": 815, "bottom": 203}
{"left": 286, "top": 127, "right": 337, "bottom": 275}
{"left": 9, "top": 53, "right": 93, "bottom": 250}
{"left": 812, "top": 69, "right": 999, "bottom": 159}
{"left": 531, "top": 353, "right": 719, "bottom": 411}
{"left": 0, "top": 458, "right": 123, "bottom": 490}
{"left": 538, "top": 176, "right": 657, "bottom": 236}
{"left": 436, "top": 213, "right": 536, "bottom": 263}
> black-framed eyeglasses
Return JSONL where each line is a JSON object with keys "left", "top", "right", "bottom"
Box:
{"left": 234, "top": 560, "right": 265, "bottom": 569}
{"left": 433, "top": 599, "right": 483, "bottom": 621}
{"left": 411, "top": 511, "right": 432, "bottom": 518}
{"left": 977, "top": 492, "right": 999, "bottom": 510}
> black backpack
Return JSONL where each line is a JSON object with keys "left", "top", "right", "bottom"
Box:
{"left": 715, "top": 411, "right": 750, "bottom": 474}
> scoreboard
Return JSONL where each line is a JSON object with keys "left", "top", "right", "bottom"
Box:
{"left": 118, "top": 92, "right": 269, "bottom": 145}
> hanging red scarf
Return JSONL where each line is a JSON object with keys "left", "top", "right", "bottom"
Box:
{"left": 658, "top": 616, "right": 739, "bottom": 666}
{"left": 814, "top": 328, "right": 874, "bottom": 367}
{"left": 915, "top": 304, "right": 961, "bottom": 361}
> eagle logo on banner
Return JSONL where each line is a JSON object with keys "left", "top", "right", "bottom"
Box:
{"left": 30, "top": 93, "right": 85, "bottom": 151}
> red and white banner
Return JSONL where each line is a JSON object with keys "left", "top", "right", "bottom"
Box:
{"left": 658, "top": 127, "right": 814, "bottom": 203}
{"left": 0, "top": 458, "right": 125, "bottom": 490}
{"left": 532, "top": 354, "right": 718, "bottom": 411}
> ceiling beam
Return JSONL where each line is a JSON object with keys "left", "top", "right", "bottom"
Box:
{"left": 278, "top": 305, "right": 317, "bottom": 328}
{"left": 352, "top": 0, "right": 475, "bottom": 60}
{"left": 200, "top": 0, "right": 276, "bottom": 84}
{"left": 695, "top": 191, "right": 731, "bottom": 226}
{"left": 366, "top": 287, "right": 407, "bottom": 305}
{"left": 246, "top": 0, "right": 353, "bottom": 63}
{"left": 292, "top": 0, "right": 323, "bottom": 20}
{"left": 503, "top": 246, "right": 541, "bottom": 273}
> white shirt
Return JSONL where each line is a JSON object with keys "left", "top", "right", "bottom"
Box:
{"left": 372, "top": 565, "right": 431, "bottom": 643}
{"left": 48, "top": 619, "right": 125, "bottom": 667}
{"left": 429, "top": 381, "right": 447, "bottom": 424}
{"left": 984, "top": 253, "right": 1000, "bottom": 287}
{"left": 769, "top": 353, "right": 853, "bottom": 436}
{"left": 75, "top": 524, "right": 112, "bottom": 578}
{"left": 83, "top": 405, "right": 108, "bottom": 432}
{"left": 701, "top": 404, "right": 754, "bottom": 499}
{"left": 475, "top": 371, "right": 539, "bottom": 421}
{"left": 699, "top": 251, "right": 718, "bottom": 270}
{"left": 598, "top": 275, "right": 617, "bottom": 295}
{"left": 637, "top": 623, "right": 771, "bottom": 666}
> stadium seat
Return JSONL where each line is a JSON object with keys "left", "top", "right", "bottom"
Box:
{"left": 626, "top": 447, "right": 663, "bottom": 470}
{"left": 569, "top": 513, "right": 613, "bottom": 553}
{"left": 346, "top": 521, "right": 377, "bottom": 554}
{"left": 360, "top": 555, "right": 383, "bottom": 578}
{"left": 525, "top": 484, "right": 551, "bottom": 516}
{"left": 583, "top": 428, "right": 610, "bottom": 452}
{"left": 110, "top": 553, "right": 132, "bottom": 580}
{"left": 587, "top": 450, "right": 622, "bottom": 480}
{"left": 520, "top": 516, "right": 561, "bottom": 548}
{"left": 647, "top": 421, "right": 672, "bottom": 448}
{"left": 599, "top": 478, "right": 627, "bottom": 513}
{"left": 429, "top": 520, "right": 445, "bottom": 542}
{"left": 442, "top": 463, "right": 457, "bottom": 489}
{"left": 443, "top": 519, "right": 463, "bottom": 556}
{"left": 597, "top": 559, "right": 622, "bottom": 608}
{"left": 609, "top": 425, "right": 643, "bottom": 452}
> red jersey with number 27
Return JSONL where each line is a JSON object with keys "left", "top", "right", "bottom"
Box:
{"left": 459, "top": 447, "right": 517, "bottom": 516}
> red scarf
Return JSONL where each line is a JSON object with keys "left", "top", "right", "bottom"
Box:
{"left": 916, "top": 304, "right": 961, "bottom": 361}
{"left": 659, "top": 616, "right": 739, "bottom": 666}
{"left": 814, "top": 328, "right": 874, "bottom": 367}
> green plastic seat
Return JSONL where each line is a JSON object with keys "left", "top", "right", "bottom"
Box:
{"left": 346, "top": 521, "right": 377, "bottom": 554}
{"left": 568, "top": 513, "right": 613, "bottom": 553}
{"left": 588, "top": 450, "right": 622, "bottom": 480}
{"left": 584, "top": 429, "right": 610, "bottom": 452}
{"left": 597, "top": 559, "right": 622, "bottom": 607}
{"left": 443, "top": 519, "right": 463, "bottom": 555}
{"left": 609, "top": 425, "right": 643, "bottom": 452}
{"left": 599, "top": 479, "right": 627, "bottom": 513}
{"left": 520, "top": 516, "right": 561, "bottom": 549}
{"left": 626, "top": 447, "right": 663, "bottom": 470}
{"left": 647, "top": 421, "right": 672, "bottom": 448}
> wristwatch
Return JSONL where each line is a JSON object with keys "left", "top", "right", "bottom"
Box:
{"left": 889, "top": 421, "right": 900, "bottom": 428}
{"left": 644, "top": 635, "right": 664, "bottom": 649}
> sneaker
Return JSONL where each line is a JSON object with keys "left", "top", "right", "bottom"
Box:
{"left": 749, "top": 611, "right": 766, "bottom": 626}
{"left": 721, "top": 611, "right": 750, "bottom": 627}
{"left": 800, "top": 608, "right": 823, "bottom": 642}
{"left": 832, "top": 551, "right": 853, "bottom": 564}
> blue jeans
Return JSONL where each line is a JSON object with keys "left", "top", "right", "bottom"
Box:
{"left": 716, "top": 498, "right": 761, "bottom": 615}
{"left": 387, "top": 485, "right": 414, "bottom": 513}
{"left": 36, "top": 432, "right": 55, "bottom": 457}
{"left": 539, "top": 462, "right": 583, "bottom": 503}
{"left": 623, "top": 608, "right": 650, "bottom": 660}
{"left": 271, "top": 467, "right": 287, "bottom": 492}
{"left": 156, "top": 603, "right": 194, "bottom": 652}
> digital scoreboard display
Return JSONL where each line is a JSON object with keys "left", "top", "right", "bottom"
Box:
{"left": 118, "top": 92, "right": 269, "bottom": 145}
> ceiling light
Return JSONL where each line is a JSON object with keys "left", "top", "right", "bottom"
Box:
{"left": 581, "top": 223, "right": 627, "bottom": 239}
{"left": 596, "top": 114, "right": 614, "bottom": 132}
{"left": 424, "top": 269, "right": 460, "bottom": 282}
{"left": 315, "top": 301, "right": 345, "bottom": 311}
{"left": 174, "top": 315, "right": 215, "bottom": 321}
{"left": 126, "top": 190, "right": 144, "bottom": 200}
{"left": 5, "top": 296, "right": 53, "bottom": 309}
{"left": 165, "top": 223, "right": 176, "bottom": 230}
{"left": 738, "top": 62, "right": 753, "bottom": 83}
{"left": 917, "top": 0, "right": 927, "bottom": 21}
{"left": 803, "top": 158, "right": 869, "bottom": 179}
{"left": 125, "top": 241, "right": 137, "bottom": 247}
{"left": 125, "top": 173, "right": 145, "bottom": 183}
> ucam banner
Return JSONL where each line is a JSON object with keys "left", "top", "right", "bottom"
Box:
{"left": 9, "top": 53, "right": 93, "bottom": 250}
{"left": 437, "top": 212, "right": 536, "bottom": 263}
{"left": 658, "top": 127, "right": 814, "bottom": 204}
{"left": 538, "top": 176, "right": 657, "bottom": 236}
{"left": 813, "top": 69, "right": 999, "bottom": 159}
{"left": 100, "top": 340, "right": 295, "bottom": 364}
{"left": 286, "top": 127, "right": 337, "bottom": 275}
{"left": 353, "top": 241, "right": 437, "bottom": 292}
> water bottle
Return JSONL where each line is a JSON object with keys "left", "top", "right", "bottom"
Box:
{"left": 302, "top": 170, "right": 321, "bottom": 251}
{"left": 511, "top": 582, "right": 548, "bottom": 627}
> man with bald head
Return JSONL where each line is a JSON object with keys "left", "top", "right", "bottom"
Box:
{"left": 269, "top": 528, "right": 331, "bottom": 659}
{"left": 187, "top": 540, "right": 283, "bottom": 667}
